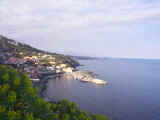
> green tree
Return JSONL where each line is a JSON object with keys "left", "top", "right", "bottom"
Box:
{"left": 0, "top": 65, "right": 107, "bottom": 120}
{"left": 91, "top": 114, "right": 107, "bottom": 120}
{"left": 24, "top": 113, "right": 34, "bottom": 120}
{"left": 8, "top": 111, "right": 17, "bottom": 120}
{"left": 8, "top": 91, "right": 17, "bottom": 103}
{"left": 61, "top": 113, "right": 70, "bottom": 120}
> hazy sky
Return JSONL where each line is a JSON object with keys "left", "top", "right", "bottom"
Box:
{"left": 0, "top": 0, "right": 160, "bottom": 58}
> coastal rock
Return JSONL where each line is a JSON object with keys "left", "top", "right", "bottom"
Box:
{"left": 91, "top": 79, "right": 107, "bottom": 85}
{"left": 64, "top": 71, "right": 107, "bottom": 85}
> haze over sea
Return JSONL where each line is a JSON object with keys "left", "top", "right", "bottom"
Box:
{"left": 45, "top": 58, "right": 160, "bottom": 120}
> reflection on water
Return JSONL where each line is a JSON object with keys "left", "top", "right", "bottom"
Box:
{"left": 45, "top": 59, "right": 160, "bottom": 120}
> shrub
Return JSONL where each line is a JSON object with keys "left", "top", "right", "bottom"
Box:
{"left": 0, "top": 65, "right": 107, "bottom": 120}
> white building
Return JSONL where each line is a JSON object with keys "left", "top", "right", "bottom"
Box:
{"left": 63, "top": 67, "right": 74, "bottom": 73}
{"left": 60, "top": 64, "right": 67, "bottom": 68}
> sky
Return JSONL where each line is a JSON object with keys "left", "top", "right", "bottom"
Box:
{"left": 0, "top": 0, "right": 160, "bottom": 59}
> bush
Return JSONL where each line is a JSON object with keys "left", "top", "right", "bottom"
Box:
{"left": 0, "top": 65, "right": 107, "bottom": 120}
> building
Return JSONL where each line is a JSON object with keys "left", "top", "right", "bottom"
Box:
{"left": 5, "top": 57, "right": 25, "bottom": 65}
{"left": 63, "top": 67, "right": 74, "bottom": 73}
{"left": 60, "top": 64, "right": 67, "bottom": 68}
{"left": 49, "top": 61, "right": 56, "bottom": 65}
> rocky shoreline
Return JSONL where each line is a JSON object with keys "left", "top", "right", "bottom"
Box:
{"left": 32, "top": 73, "right": 58, "bottom": 99}
{"left": 72, "top": 71, "right": 107, "bottom": 85}
{"left": 62, "top": 71, "right": 107, "bottom": 85}
{"left": 0, "top": 35, "right": 107, "bottom": 100}
{"left": 33, "top": 69, "right": 107, "bottom": 100}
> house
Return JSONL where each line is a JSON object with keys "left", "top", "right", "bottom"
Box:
{"left": 19, "top": 52, "right": 23, "bottom": 55}
{"left": 38, "top": 53, "right": 41, "bottom": 56}
{"left": 5, "top": 57, "right": 24, "bottom": 65}
{"left": 63, "top": 67, "right": 74, "bottom": 73}
{"left": 24, "top": 56, "right": 32, "bottom": 60}
{"left": 42, "top": 54, "right": 49, "bottom": 58}
{"left": 18, "top": 59, "right": 26, "bottom": 65}
{"left": 24, "top": 56, "right": 38, "bottom": 60}
{"left": 31, "top": 56, "right": 38, "bottom": 59}
{"left": 56, "top": 65, "right": 61, "bottom": 69}
{"left": 60, "top": 64, "right": 67, "bottom": 68}
{"left": 47, "top": 66, "right": 55, "bottom": 71}
{"left": 56, "top": 69, "right": 61, "bottom": 74}
{"left": 49, "top": 61, "right": 56, "bottom": 65}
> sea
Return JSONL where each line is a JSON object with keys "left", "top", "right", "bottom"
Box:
{"left": 45, "top": 58, "right": 160, "bottom": 120}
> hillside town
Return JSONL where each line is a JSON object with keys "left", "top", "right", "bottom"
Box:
{"left": 0, "top": 35, "right": 78, "bottom": 82}
{"left": 0, "top": 51, "right": 76, "bottom": 81}
{"left": 0, "top": 35, "right": 107, "bottom": 85}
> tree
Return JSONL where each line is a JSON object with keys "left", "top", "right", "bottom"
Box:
{"left": 0, "top": 65, "right": 107, "bottom": 120}
{"left": 24, "top": 113, "right": 34, "bottom": 120}
{"left": 8, "top": 91, "right": 16, "bottom": 104}
{"left": 91, "top": 114, "right": 107, "bottom": 120}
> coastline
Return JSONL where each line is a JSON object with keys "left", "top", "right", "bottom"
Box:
{"left": 33, "top": 71, "right": 107, "bottom": 101}
{"left": 0, "top": 35, "right": 107, "bottom": 101}
{"left": 33, "top": 73, "right": 57, "bottom": 100}
{"left": 0, "top": 35, "right": 109, "bottom": 120}
{"left": 33, "top": 62, "right": 107, "bottom": 101}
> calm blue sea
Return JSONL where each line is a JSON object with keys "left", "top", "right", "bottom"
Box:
{"left": 45, "top": 58, "right": 160, "bottom": 120}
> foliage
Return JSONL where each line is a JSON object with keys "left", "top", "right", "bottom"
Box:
{"left": 0, "top": 65, "right": 107, "bottom": 120}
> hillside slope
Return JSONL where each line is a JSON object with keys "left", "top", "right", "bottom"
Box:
{"left": 0, "top": 35, "right": 79, "bottom": 67}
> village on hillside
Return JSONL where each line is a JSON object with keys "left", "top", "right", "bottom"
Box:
{"left": 0, "top": 35, "right": 107, "bottom": 85}
{"left": 0, "top": 50, "right": 76, "bottom": 81}
{"left": 0, "top": 36, "right": 77, "bottom": 81}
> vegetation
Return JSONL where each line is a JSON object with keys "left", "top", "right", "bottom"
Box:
{"left": 0, "top": 65, "right": 107, "bottom": 120}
